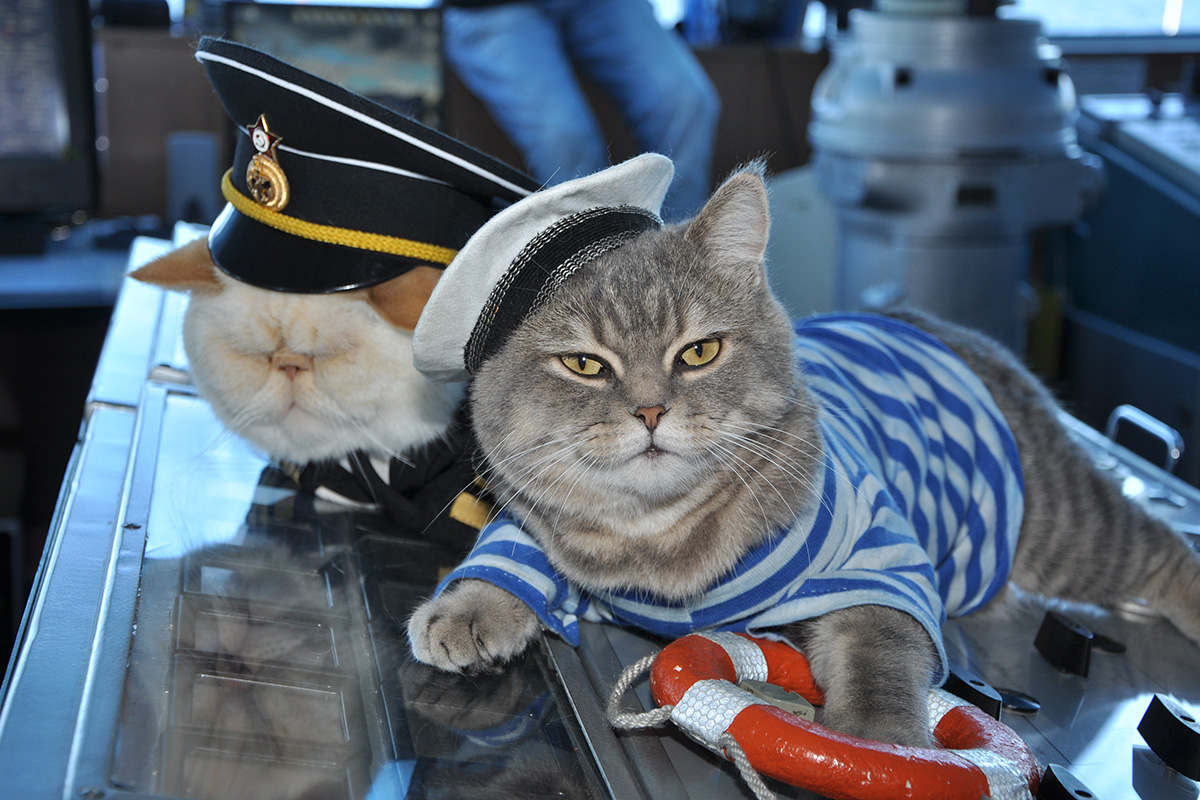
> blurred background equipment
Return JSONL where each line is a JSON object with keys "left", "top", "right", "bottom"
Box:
{"left": 0, "top": 0, "right": 99, "bottom": 255}
{"left": 222, "top": 1, "right": 445, "bottom": 128}
{"left": 808, "top": 0, "right": 1104, "bottom": 350}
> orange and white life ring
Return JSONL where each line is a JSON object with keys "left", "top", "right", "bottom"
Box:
{"left": 649, "top": 631, "right": 1040, "bottom": 800}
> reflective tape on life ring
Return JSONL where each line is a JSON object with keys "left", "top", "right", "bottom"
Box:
{"left": 649, "top": 632, "right": 1040, "bottom": 800}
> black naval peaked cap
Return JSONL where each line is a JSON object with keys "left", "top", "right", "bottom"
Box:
{"left": 195, "top": 36, "right": 542, "bottom": 293}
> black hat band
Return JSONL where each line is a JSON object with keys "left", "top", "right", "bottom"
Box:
{"left": 211, "top": 171, "right": 474, "bottom": 294}
{"left": 464, "top": 205, "right": 662, "bottom": 374}
{"left": 221, "top": 170, "right": 457, "bottom": 265}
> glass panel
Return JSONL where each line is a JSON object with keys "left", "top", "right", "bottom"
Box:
{"left": 110, "top": 392, "right": 608, "bottom": 799}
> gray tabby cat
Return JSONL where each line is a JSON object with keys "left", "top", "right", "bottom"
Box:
{"left": 408, "top": 164, "right": 1200, "bottom": 747}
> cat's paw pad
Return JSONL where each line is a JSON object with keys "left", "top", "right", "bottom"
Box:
{"left": 408, "top": 580, "right": 539, "bottom": 673}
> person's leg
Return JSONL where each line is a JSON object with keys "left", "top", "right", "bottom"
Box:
{"left": 559, "top": 0, "right": 721, "bottom": 220}
{"left": 442, "top": 3, "right": 610, "bottom": 186}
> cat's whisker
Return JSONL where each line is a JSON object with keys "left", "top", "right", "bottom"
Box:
{"left": 715, "top": 417, "right": 859, "bottom": 505}
{"left": 344, "top": 450, "right": 384, "bottom": 506}
{"left": 714, "top": 430, "right": 818, "bottom": 493}
{"left": 414, "top": 466, "right": 504, "bottom": 540}
{"left": 546, "top": 451, "right": 607, "bottom": 532}
{"left": 482, "top": 433, "right": 584, "bottom": 488}
{"left": 340, "top": 418, "right": 401, "bottom": 465}
{"left": 707, "top": 442, "right": 775, "bottom": 535}
{"left": 709, "top": 427, "right": 837, "bottom": 524}
{"left": 223, "top": 401, "right": 275, "bottom": 435}
{"left": 716, "top": 416, "right": 824, "bottom": 461}
{"left": 698, "top": 420, "right": 817, "bottom": 487}
{"left": 408, "top": 440, "right": 577, "bottom": 543}
{"left": 782, "top": 387, "right": 872, "bottom": 416}
{"left": 318, "top": 388, "right": 435, "bottom": 468}
{"left": 483, "top": 435, "right": 591, "bottom": 523}
{"left": 499, "top": 454, "right": 589, "bottom": 530}
{"left": 705, "top": 428, "right": 833, "bottom": 592}
{"left": 708, "top": 439, "right": 797, "bottom": 516}
{"left": 500, "top": 447, "right": 582, "bottom": 502}
{"left": 526, "top": 456, "right": 596, "bottom": 534}
{"left": 482, "top": 438, "right": 570, "bottom": 479}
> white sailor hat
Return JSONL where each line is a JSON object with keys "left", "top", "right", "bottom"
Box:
{"left": 195, "top": 36, "right": 541, "bottom": 293}
{"left": 413, "top": 153, "right": 674, "bottom": 383}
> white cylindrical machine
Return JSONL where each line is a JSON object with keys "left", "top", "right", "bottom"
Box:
{"left": 808, "top": 0, "right": 1104, "bottom": 348}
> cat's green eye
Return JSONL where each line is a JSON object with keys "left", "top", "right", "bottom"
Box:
{"left": 678, "top": 338, "right": 721, "bottom": 368}
{"left": 561, "top": 354, "right": 608, "bottom": 377}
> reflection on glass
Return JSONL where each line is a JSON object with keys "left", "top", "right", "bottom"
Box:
{"left": 144, "top": 396, "right": 271, "bottom": 558}
{"left": 110, "top": 393, "right": 607, "bottom": 799}
{"left": 182, "top": 600, "right": 338, "bottom": 670}
{"left": 183, "top": 673, "right": 349, "bottom": 742}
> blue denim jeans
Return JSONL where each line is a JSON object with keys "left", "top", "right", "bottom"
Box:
{"left": 443, "top": 0, "right": 721, "bottom": 220}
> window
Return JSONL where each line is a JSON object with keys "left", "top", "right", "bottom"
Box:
{"left": 999, "top": 0, "right": 1200, "bottom": 39}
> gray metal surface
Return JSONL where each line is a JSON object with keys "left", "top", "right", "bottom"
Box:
{"left": 1058, "top": 93, "right": 1200, "bottom": 489}
{"left": 86, "top": 225, "right": 199, "bottom": 412}
{"left": 1061, "top": 306, "right": 1200, "bottom": 493}
{"left": 85, "top": 236, "right": 176, "bottom": 414}
{"left": 0, "top": 405, "right": 137, "bottom": 799}
{"left": 947, "top": 598, "right": 1200, "bottom": 799}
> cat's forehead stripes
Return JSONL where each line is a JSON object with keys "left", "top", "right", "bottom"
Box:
{"left": 194, "top": 37, "right": 540, "bottom": 295}
{"left": 464, "top": 205, "right": 662, "bottom": 375}
{"left": 414, "top": 154, "right": 675, "bottom": 383}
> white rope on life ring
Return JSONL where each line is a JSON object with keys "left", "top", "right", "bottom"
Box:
{"left": 608, "top": 631, "right": 1041, "bottom": 800}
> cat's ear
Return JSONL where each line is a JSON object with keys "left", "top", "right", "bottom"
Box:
{"left": 686, "top": 166, "right": 770, "bottom": 259}
{"left": 366, "top": 265, "right": 443, "bottom": 331}
{"left": 129, "top": 237, "right": 223, "bottom": 294}
{"left": 684, "top": 164, "right": 770, "bottom": 280}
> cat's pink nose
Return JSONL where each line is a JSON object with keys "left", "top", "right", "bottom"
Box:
{"left": 634, "top": 405, "right": 667, "bottom": 431}
{"left": 273, "top": 353, "right": 313, "bottom": 381}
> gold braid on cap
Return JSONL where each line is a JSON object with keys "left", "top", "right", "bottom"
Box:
{"left": 220, "top": 170, "right": 458, "bottom": 266}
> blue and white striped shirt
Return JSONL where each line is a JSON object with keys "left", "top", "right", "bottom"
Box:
{"left": 438, "top": 314, "right": 1024, "bottom": 681}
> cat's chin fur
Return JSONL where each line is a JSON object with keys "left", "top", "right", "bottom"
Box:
{"left": 132, "top": 239, "right": 464, "bottom": 465}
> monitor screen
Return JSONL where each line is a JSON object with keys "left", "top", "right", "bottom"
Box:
{"left": 223, "top": 1, "right": 443, "bottom": 130}
{"left": 0, "top": 0, "right": 98, "bottom": 221}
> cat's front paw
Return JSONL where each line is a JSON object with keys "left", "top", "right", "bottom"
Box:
{"left": 796, "top": 605, "right": 939, "bottom": 748}
{"left": 408, "top": 579, "right": 540, "bottom": 673}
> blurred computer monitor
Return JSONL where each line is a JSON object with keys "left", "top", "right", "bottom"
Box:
{"left": 0, "top": 0, "right": 98, "bottom": 252}
{"left": 223, "top": 1, "right": 444, "bottom": 130}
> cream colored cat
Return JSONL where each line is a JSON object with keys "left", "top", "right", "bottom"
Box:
{"left": 132, "top": 238, "right": 464, "bottom": 467}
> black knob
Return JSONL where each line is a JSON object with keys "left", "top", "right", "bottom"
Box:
{"left": 1138, "top": 694, "right": 1200, "bottom": 780}
{"left": 1034, "top": 610, "right": 1093, "bottom": 677}
{"left": 997, "top": 688, "right": 1042, "bottom": 717}
{"left": 1036, "top": 763, "right": 1098, "bottom": 799}
{"left": 944, "top": 666, "right": 1003, "bottom": 720}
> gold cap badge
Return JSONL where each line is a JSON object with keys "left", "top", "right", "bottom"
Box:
{"left": 245, "top": 114, "right": 290, "bottom": 211}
